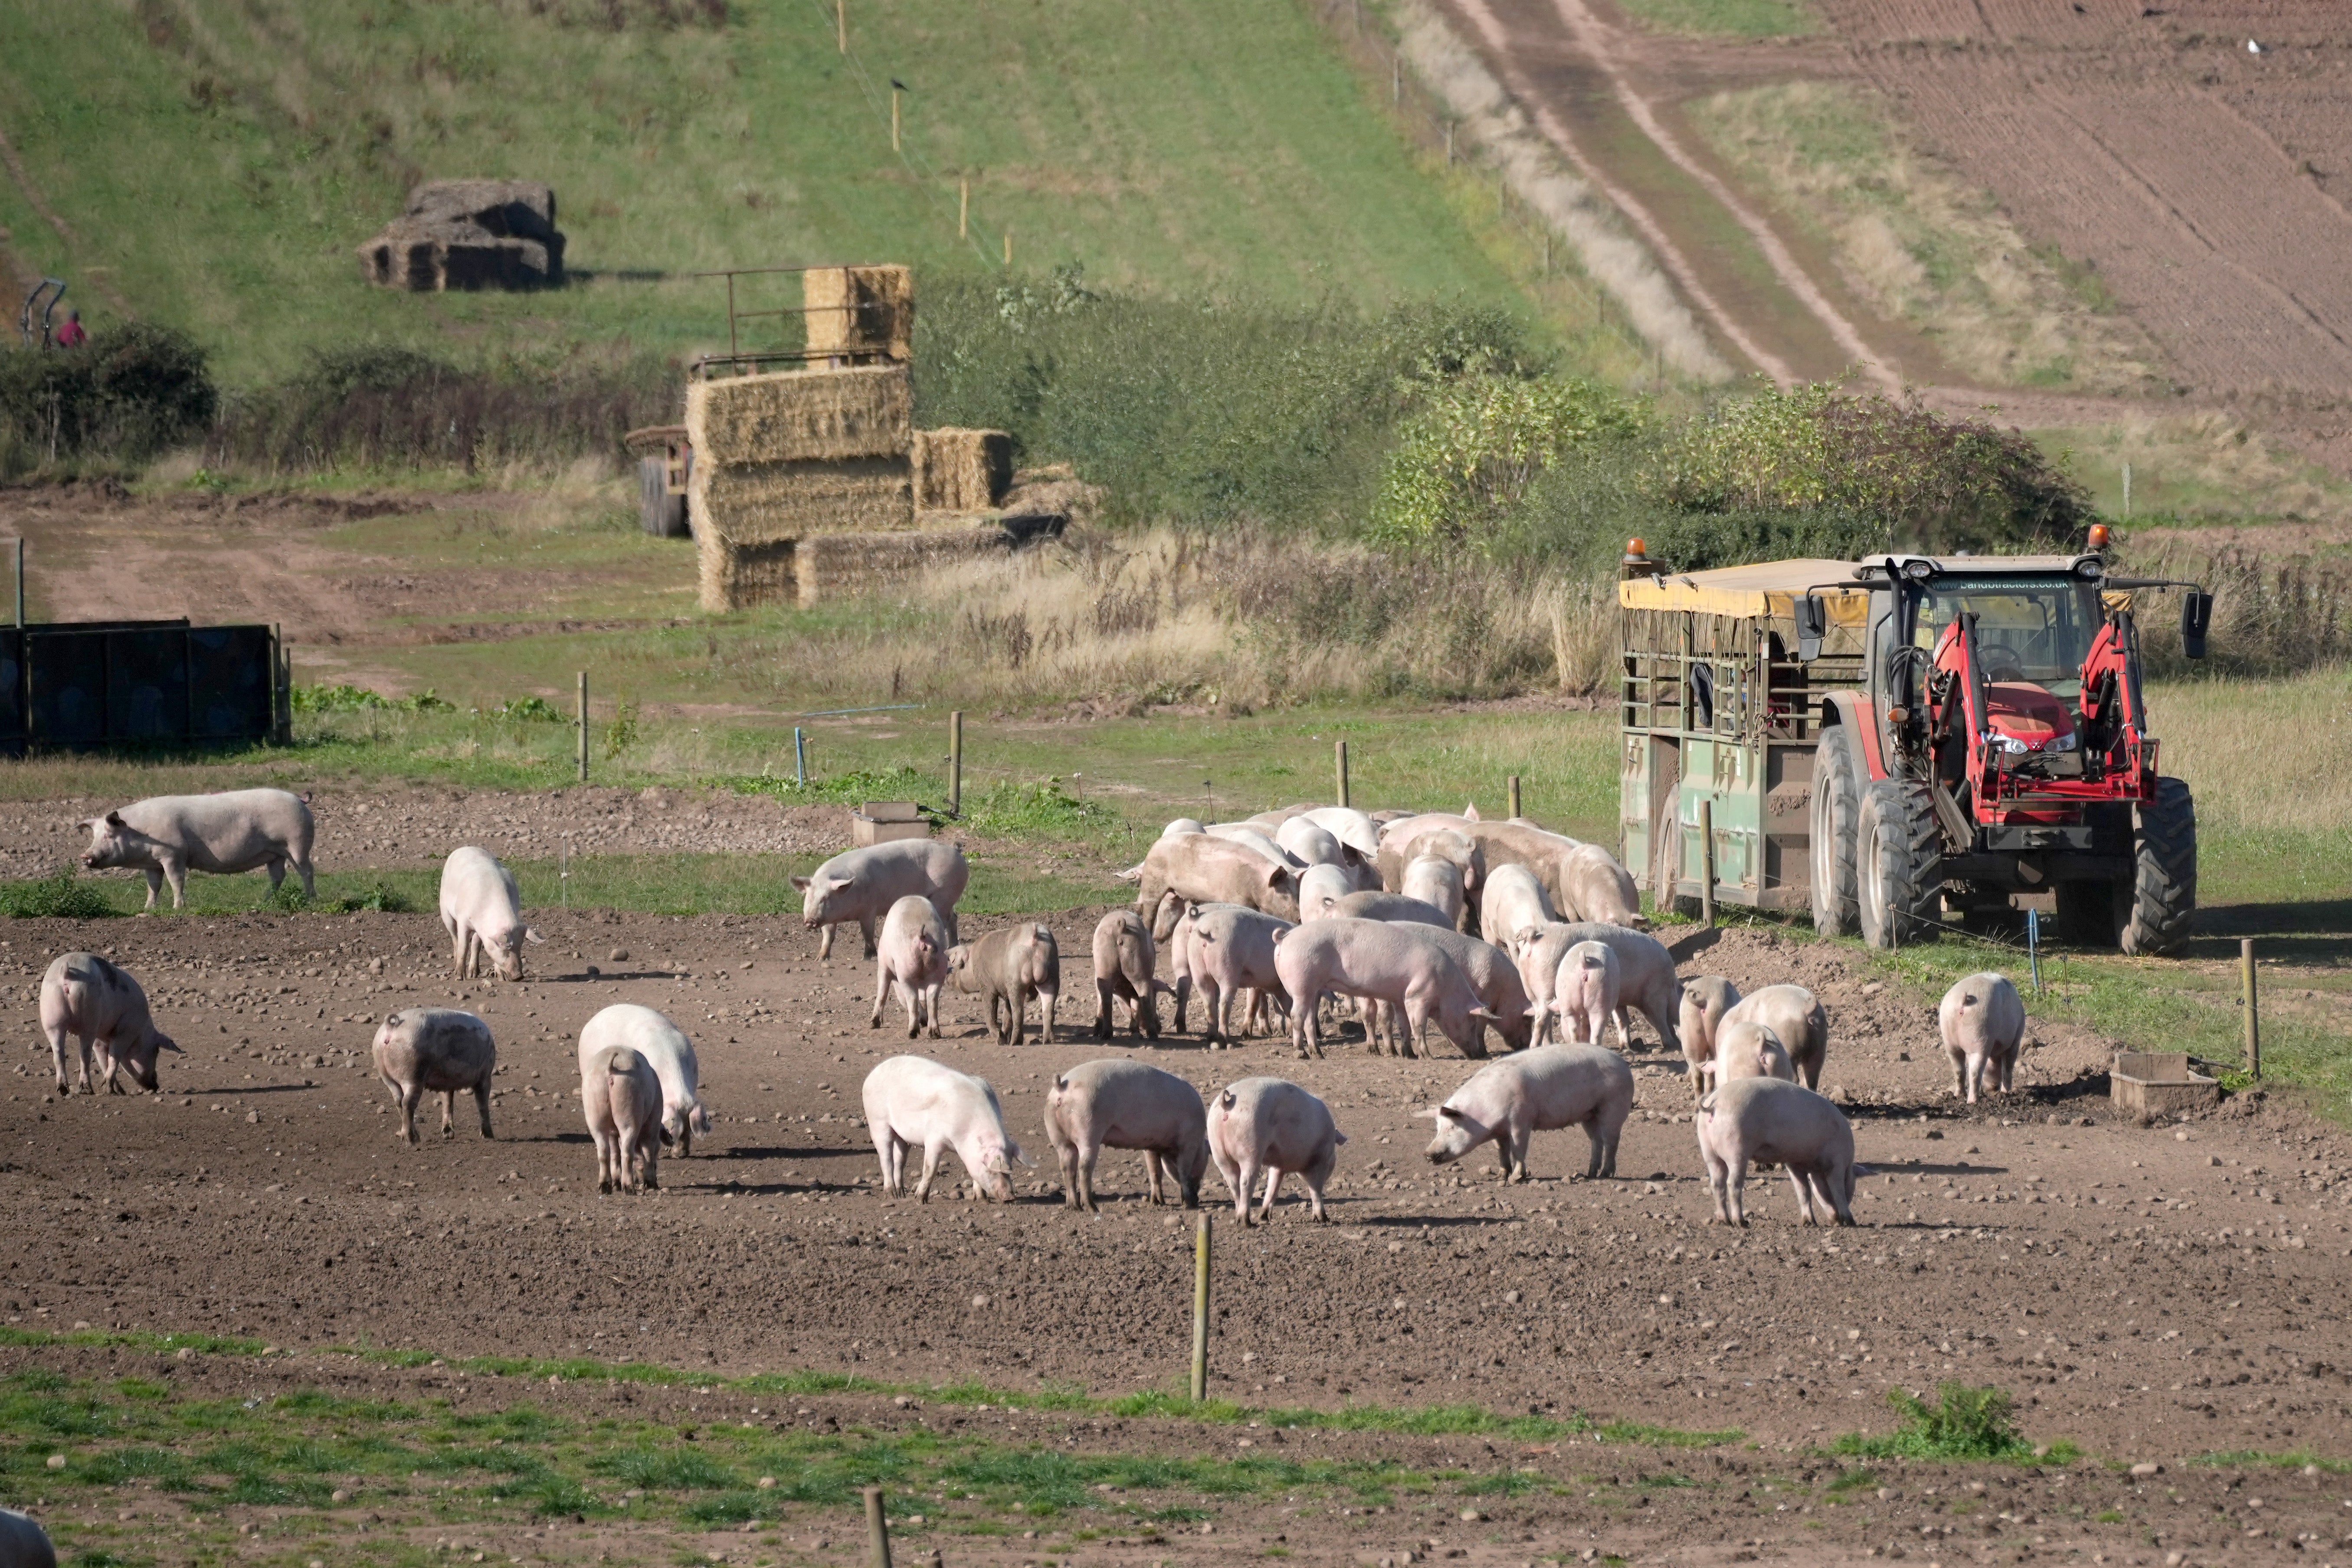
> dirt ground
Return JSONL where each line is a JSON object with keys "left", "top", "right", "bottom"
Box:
{"left": 4, "top": 889, "right": 2352, "bottom": 1563}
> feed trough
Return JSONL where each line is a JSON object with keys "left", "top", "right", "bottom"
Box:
{"left": 2110, "top": 1051, "right": 2220, "bottom": 1117}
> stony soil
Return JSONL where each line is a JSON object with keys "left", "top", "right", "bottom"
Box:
{"left": 3, "top": 896, "right": 2351, "bottom": 1563}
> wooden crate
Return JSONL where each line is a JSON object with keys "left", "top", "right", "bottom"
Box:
{"left": 853, "top": 802, "right": 931, "bottom": 847}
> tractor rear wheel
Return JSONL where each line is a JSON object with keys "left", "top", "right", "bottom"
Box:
{"left": 2121, "top": 776, "right": 2198, "bottom": 956}
{"left": 1809, "top": 724, "right": 1861, "bottom": 937}
{"left": 1857, "top": 776, "right": 1942, "bottom": 949}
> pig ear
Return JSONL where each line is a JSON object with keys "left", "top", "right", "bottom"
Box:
{"left": 1438, "top": 1105, "right": 1466, "bottom": 1120}
{"left": 523, "top": 927, "right": 547, "bottom": 944}
{"left": 1009, "top": 1140, "right": 1037, "bottom": 1170}
{"left": 157, "top": 1034, "right": 183, "bottom": 1054}
{"left": 789, "top": 875, "right": 812, "bottom": 891}
{"left": 1463, "top": 803, "right": 1481, "bottom": 822}
{"left": 1468, "top": 1008, "right": 1502, "bottom": 1024}
{"left": 105, "top": 810, "right": 126, "bottom": 827}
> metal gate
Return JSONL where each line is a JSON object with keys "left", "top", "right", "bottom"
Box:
{"left": 0, "top": 621, "right": 285, "bottom": 754}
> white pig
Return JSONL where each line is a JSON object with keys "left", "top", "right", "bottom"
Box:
{"left": 79, "top": 788, "right": 315, "bottom": 910}
{"left": 581, "top": 1044, "right": 662, "bottom": 1195}
{"left": 1402, "top": 854, "right": 1467, "bottom": 930}
{"left": 0, "top": 1507, "right": 56, "bottom": 1568}
{"left": 1720, "top": 984, "right": 1828, "bottom": 1090}
{"left": 1206, "top": 1076, "right": 1345, "bottom": 1224}
{"left": 39, "top": 953, "right": 180, "bottom": 1095}
{"left": 1205, "top": 823, "right": 1302, "bottom": 869}
{"left": 1477, "top": 863, "right": 1556, "bottom": 950}
{"left": 1556, "top": 842, "right": 1648, "bottom": 929}
{"left": 438, "top": 845, "right": 543, "bottom": 981}
{"left": 947, "top": 923, "right": 1061, "bottom": 1044}
{"left": 1275, "top": 817, "right": 1347, "bottom": 870}
{"left": 1326, "top": 890, "right": 1453, "bottom": 928}
{"left": 862, "top": 1054, "right": 1033, "bottom": 1201}
{"left": 1694, "top": 1077, "right": 1857, "bottom": 1227}
{"left": 1422, "top": 1044, "right": 1634, "bottom": 1181}
{"left": 1677, "top": 975, "right": 1741, "bottom": 1095}
{"left": 871, "top": 894, "right": 952, "bottom": 1039}
{"left": 793, "top": 840, "right": 969, "bottom": 961}
{"left": 1709, "top": 1018, "right": 1794, "bottom": 1084}
{"left": 1300, "top": 805, "right": 1383, "bottom": 862}
{"left": 1271, "top": 918, "right": 1499, "bottom": 1060}
{"left": 1043, "top": 1058, "right": 1210, "bottom": 1211}
{"left": 1549, "top": 940, "right": 1619, "bottom": 1048}
{"left": 373, "top": 1007, "right": 496, "bottom": 1145}
{"left": 578, "top": 1004, "right": 709, "bottom": 1155}
{"left": 1160, "top": 818, "right": 1206, "bottom": 838}
{"left": 1519, "top": 922, "right": 1681, "bottom": 1055}
{"left": 1091, "top": 908, "right": 1166, "bottom": 1041}
{"left": 1296, "top": 862, "right": 1358, "bottom": 922}
{"left": 1939, "top": 971, "right": 2025, "bottom": 1104}
{"left": 1189, "top": 903, "right": 1295, "bottom": 1046}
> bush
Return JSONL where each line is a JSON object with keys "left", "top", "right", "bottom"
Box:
{"left": 292, "top": 684, "right": 454, "bottom": 714}
{"left": 0, "top": 323, "right": 216, "bottom": 468}
{"left": 0, "top": 868, "right": 118, "bottom": 920}
{"left": 1372, "top": 371, "right": 1647, "bottom": 547}
{"left": 1832, "top": 1382, "right": 2046, "bottom": 1461}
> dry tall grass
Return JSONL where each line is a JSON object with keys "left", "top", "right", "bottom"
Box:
{"left": 2151, "top": 671, "right": 2352, "bottom": 843}
{"left": 1688, "top": 83, "right": 2163, "bottom": 394}
{"left": 1389, "top": 0, "right": 1731, "bottom": 382}
{"left": 791, "top": 529, "right": 1613, "bottom": 713}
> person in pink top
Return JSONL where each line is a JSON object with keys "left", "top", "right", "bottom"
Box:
{"left": 53, "top": 310, "right": 85, "bottom": 348}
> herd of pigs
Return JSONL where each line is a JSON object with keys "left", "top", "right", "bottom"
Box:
{"left": 39, "top": 787, "right": 2033, "bottom": 1237}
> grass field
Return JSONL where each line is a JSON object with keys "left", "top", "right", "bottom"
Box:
{"left": 0, "top": 0, "right": 1551, "bottom": 383}
{"left": 1611, "top": 0, "right": 1815, "bottom": 38}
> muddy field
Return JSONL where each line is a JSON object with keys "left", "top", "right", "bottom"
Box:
{"left": 3, "top": 878, "right": 2352, "bottom": 1562}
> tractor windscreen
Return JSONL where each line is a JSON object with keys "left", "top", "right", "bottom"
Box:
{"left": 1912, "top": 576, "right": 2102, "bottom": 697}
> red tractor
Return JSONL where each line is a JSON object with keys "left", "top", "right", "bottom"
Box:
{"left": 1617, "top": 531, "right": 2213, "bottom": 952}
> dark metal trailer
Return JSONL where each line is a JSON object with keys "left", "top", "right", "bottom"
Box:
{"left": 0, "top": 619, "right": 289, "bottom": 755}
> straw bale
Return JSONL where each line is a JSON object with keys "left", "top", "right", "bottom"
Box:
{"left": 698, "top": 537, "right": 798, "bottom": 613}
{"left": 804, "top": 265, "right": 914, "bottom": 360}
{"left": 689, "top": 457, "right": 914, "bottom": 548}
{"left": 687, "top": 365, "right": 911, "bottom": 466}
{"left": 911, "top": 427, "right": 1013, "bottom": 512}
{"left": 796, "top": 526, "right": 1013, "bottom": 607}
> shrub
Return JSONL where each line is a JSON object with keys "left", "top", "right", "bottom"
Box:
{"left": 1832, "top": 1382, "right": 2053, "bottom": 1461}
{"left": 0, "top": 868, "right": 118, "bottom": 920}
{"left": 1372, "top": 372, "right": 1648, "bottom": 547}
{"left": 0, "top": 323, "right": 216, "bottom": 468}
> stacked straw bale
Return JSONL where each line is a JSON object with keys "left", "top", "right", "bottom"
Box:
{"left": 797, "top": 526, "right": 1015, "bottom": 606}
{"left": 804, "top": 265, "right": 914, "bottom": 361}
{"left": 687, "top": 363, "right": 916, "bottom": 609}
{"left": 911, "top": 428, "right": 1014, "bottom": 514}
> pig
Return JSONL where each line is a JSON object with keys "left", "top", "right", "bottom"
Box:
{"left": 1134, "top": 833, "right": 1299, "bottom": 939}
{"left": 1422, "top": 1044, "right": 1634, "bottom": 1181}
{"left": 1396, "top": 926, "right": 1530, "bottom": 1056}
{"left": 1694, "top": 1077, "right": 1857, "bottom": 1227}
{"left": 1939, "top": 971, "right": 2025, "bottom": 1104}
{"left": 870, "top": 895, "right": 952, "bottom": 1039}
{"left": 792, "top": 840, "right": 969, "bottom": 961}
{"left": 1516, "top": 921, "right": 1681, "bottom": 1055}
{"left": 1710, "top": 1018, "right": 1794, "bottom": 1084}
{"left": 1276, "top": 816, "right": 1347, "bottom": 870}
{"left": 580, "top": 1044, "right": 662, "bottom": 1195}
{"left": 1188, "top": 903, "right": 1295, "bottom": 1046}
{"left": 1477, "top": 863, "right": 1555, "bottom": 950}
{"left": 1549, "top": 940, "right": 1619, "bottom": 1048}
{"left": 1091, "top": 909, "right": 1166, "bottom": 1040}
{"left": 1720, "top": 984, "right": 1828, "bottom": 1090}
{"left": 1677, "top": 975, "right": 1742, "bottom": 1093}
{"left": 372, "top": 1007, "right": 495, "bottom": 1145}
{"left": 862, "top": 1054, "right": 1033, "bottom": 1201}
{"left": 1043, "top": 1058, "right": 1210, "bottom": 1211}
{"left": 0, "top": 1508, "right": 56, "bottom": 1568}
{"left": 1160, "top": 818, "right": 1206, "bottom": 838}
{"left": 38, "top": 953, "right": 180, "bottom": 1096}
{"left": 1402, "top": 854, "right": 1467, "bottom": 929}
{"left": 1271, "top": 917, "right": 1500, "bottom": 1060}
{"left": 948, "top": 923, "right": 1061, "bottom": 1044}
{"left": 79, "top": 788, "right": 315, "bottom": 910}
{"left": 1376, "top": 820, "right": 1483, "bottom": 901}
{"left": 1296, "top": 862, "right": 1359, "bottom": 922}
{"left": 437, "top": 845, "right": 543, "bottom": 981}
{"left": 578, "top": 1004, "right": 709, "bottom": 1155}
{"left": 1300, "top": 805, "right": 1383, "bottom": 861}
{"left": 1557, "top": 842, "right": 1647, "bottom": 929}
{"left": 1205, "top": 823, "right": 1302, "bottom": 869}
{"left": 1205, "top": 1076, "right": 1346, "bottom": 1224}
{"left": 1327, "top": 890, "right": 1453, "bottom": 928}
{"left": 1246, "top": 805, "right": 1310, "bottom": 831}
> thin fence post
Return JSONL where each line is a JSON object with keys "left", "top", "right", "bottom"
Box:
{"left": 949, "top": 710, "right": 964, "bottom": 817}
{"left": 2027, "top": 907, "right": 2041, "bottom": 992}
{"left": 2243, "top": 937, "right": 2260, "bottom": 1078}
{"left": 1334, "top": 740, "right": 1350, "bottom": 809}
{"left": 836, "top": 0, "right": 845, "bottom": 52}
{"left": 576, "top": 671, "right": 589, "bottom": 783}
{"left": 1507, "top": 775, "right": 1521, "bottom": 821}
{"left": 560, "top": 834, "right": 571, "bottom": 909}
{"left": 13, "top": 537, "right": 22, "bottom": 627}
{"left": 794, "top": 727, "right": 807, "bottom": 786}
{"left": 1393, "top": 53, "right": 1401, "bottom": 104}
{"left": 959, "top": 177, "right": 969, "bottom": 240}
{"left": 1190, "top": 1212, "right": 1213, "bottom": 1401}
{"left": 1699, "top": 799, "right": 1716, "bottom": 930}
{"left": 863, "top": 1486, "right": 892, "bottom": 1568}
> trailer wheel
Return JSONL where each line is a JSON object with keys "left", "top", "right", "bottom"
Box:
{"left": 1858, "top": 776, "right": 1941, "bottom": 949}
{"left": 2120, "top": 776, "right": 2197, "bottom": 956}
{"left": 1809, "top": 723, "right": 1862, "bottom": 937}
{"left": 639, "top": 457, "right": 688, "bottom": 538}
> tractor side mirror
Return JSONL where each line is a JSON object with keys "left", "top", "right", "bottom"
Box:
{"left": 2181, "top": 591, "right": 2214, "bottom": 661}
{"left": 1795, "top": 594, "right": 1827, "bottom": 663}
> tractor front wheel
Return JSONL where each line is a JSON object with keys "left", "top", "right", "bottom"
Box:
{"left": 2121, "top": 776, "right": 2198, "bottom": 956}
{"left": 1858, "top": 776, "right": 1942, "bottom": 949}
{"left": 1809, "top": 724, "right": 1861, "bottom": 937}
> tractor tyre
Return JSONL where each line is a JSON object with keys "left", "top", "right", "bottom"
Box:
{"left": 1857, "top": 776, "right": 1942, "bottom": 950}
{"left": 1809, "top": 723, "right": 1862, "bottom": 937}
{"left": 2120, "top": 776, "right": 2198, "bottom": 956}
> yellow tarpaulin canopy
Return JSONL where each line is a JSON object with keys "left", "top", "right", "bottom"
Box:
{"left": 1618, "top": 559, "right": 1871, "bottom": 622}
